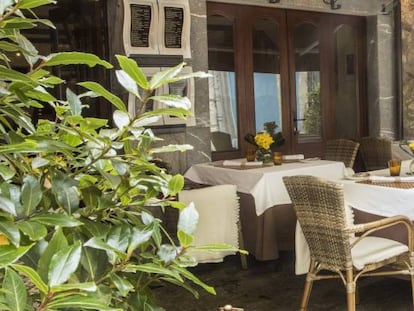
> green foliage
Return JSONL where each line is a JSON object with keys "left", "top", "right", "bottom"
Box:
{"left": 303, "top": 84, "right": 321, "bottom": 136}
{"left": 0, "top": 2, "right": 237, "bottom": 310}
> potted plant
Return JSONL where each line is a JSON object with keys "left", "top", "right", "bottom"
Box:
{"left": 0, "top": 1, "right": 237, "bottom": 310}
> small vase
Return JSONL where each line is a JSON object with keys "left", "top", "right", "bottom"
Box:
{"left": 256, "top": 148, "right": 273, "bottom": 165}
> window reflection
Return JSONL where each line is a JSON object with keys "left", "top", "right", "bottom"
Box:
{"left": 253, "top": 18, "right": 282, "bottom": 133}
{"left": 294, "top": 22, "right": 321, "bottom": 141}
{"left": 208, "top": 14, "right": 238, "bottom": 151}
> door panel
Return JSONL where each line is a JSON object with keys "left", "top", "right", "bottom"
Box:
{"left": 207, "top": 4, "right": 366, "bottom": 160}
{"left": 208, "top": 13, "right": 239, "bottom": 152}
{"left": 250, "top": 8, "right": 289, "bottom": 152}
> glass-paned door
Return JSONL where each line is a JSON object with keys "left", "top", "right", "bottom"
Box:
{"left": 208, "top": 14, "right": 238, "bottom": 152}
{"left": 207, "top": 3, "right": 367, "bottom": 160}
{"left": 253, "top": 18, "right": 283, "bottom": 133}
{"left": 293, "top": 22, "right": 321, "bottom": 142}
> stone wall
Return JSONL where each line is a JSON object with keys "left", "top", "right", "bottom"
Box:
{"left": 402, "top": 0, "right": 414, "bottom": 138}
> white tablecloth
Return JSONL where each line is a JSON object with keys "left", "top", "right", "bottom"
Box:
{"left": 295, "top": 160, "right": 414, "bottom": 274}
{"left": 184, "top": 159, "right": 346, "bottom": 216}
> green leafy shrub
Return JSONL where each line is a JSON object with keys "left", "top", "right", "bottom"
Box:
{"left": 0, "top": 1, "right": 237, "bottom": 310}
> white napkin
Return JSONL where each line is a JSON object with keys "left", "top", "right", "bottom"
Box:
{"left": 369, "top": 176, "right": 414, "bottom": 183}
{"left": 245, "top": 161, "right": 263, "bottom": 167}
{"left": 282, "top": 154, "right": 305, "bottom": 161}
{"left": 222, "top": 160, "right": 243, "bottom": 167}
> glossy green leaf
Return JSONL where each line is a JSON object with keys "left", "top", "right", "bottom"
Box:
{"left": 15, "top": 33, "right": 39, "bottom": 66}
{"left": 177, "top": 230, "right": 193, "bottom": 248}
{"left": 113, "top": 110, "right": 130, "bottom": 129}
{"left": 131, "top": 263, "right": 183, "bottom": 281}
{"left": 141, "top": 107, "right": 190, "bottom": 119}
{"left": 0, "top": 222, "right": 20, "bottom": 247}
{"left": 44, "top": 52, "right": 113, "bottom": 68}
{"left": 31, "top": 214, "right": 82, "bottom": 227}
{"left": 0, "top": 42, "right": 19, "bottom": 52}
{"left": 38, "top": 227, "right": 68, "bottom": 282}
{"left": 115, "top": 55, "right": 149, "bottom": 89}
{"left": 21, "top": 175, "right": 42, "bottom": 216}
{"left": 47, "top": 295, "right": 122, "bottom": 310}
{"left": 107, "top": 225, "right": 130, "bottom": 254}
{"left": 151, "top": 94, "right": 191, "bottom": 110}
{"left": 0, "top": 165, "right": 15, "bottom": 181}
{"left": 78, "top": 82, "right": 127, "bottom": 112}
{"left": 54, "top": 185, "right": 80, "bottom": 214}
{"left": 16, "top": 221, "right": 47, "bottom": 241}
{"left": 25, "top": 87, "right": 56, "bottom": 102}
{"left": 18, "top": 0, "right": 56, "bottom": 9}
{"left": 110, "top": 273, "right": 133, "bottom": 297}
{"left": 0, "top": 195, "right": 16, "bottom": 216}
{"left": 0, "top": 141, "right": 39, "bottom": 154}
{"left": 115, "top": 70, "right": 139, "bottom": 97}
{"left": 172, "top": 264, "right": 216, "bottom": 295}
{"left": 3, "top": 268, "right": 27, "bottom": 311}
{"left": 11, "top": 264, "right": 48, "bottom": 294}
{"left": 84, "top": 238, "right": 126, "bottom": 261}
{"left": 50, "top": 281, "right": 97, "bottom": 293}
{"left": 48, "top": 242, "right": 81, "bottom": 287}
{"left": 168, "top": 174, "right": 184, "bottom": 194}
{"left": 0, "top": 18, "right": 35, "bottom": 30}
{"left": 0, "top": 65, "right": 34, "bottom": 83}
{"left": 80, "top": 247, "right": 106, "bottom": 281}
{"left": 128, "top": 228, "right": 152, "bottom": 254}
{"left": 151, "top": 144, "right": 193, "bottom": 154}
{"left": 66, "top": 88, "right": 82, "bottom": 116}
{"left": 0, "top": 245, "right": 33, "bottom": 268}
{"left": 157, "top": 244, "right": 179, "bottom": 263}
{"left": 177, "top": 202, "right": 199, "bottom": 235}
{"left": 149, "top": 63, "right": 185, "bottom": 89}
{"left": 141, "top": 211, "right": 154, "bottom": 225}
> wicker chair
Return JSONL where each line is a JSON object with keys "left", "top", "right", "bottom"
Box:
{"left": 359, "top": 136, "right": 392, "bottom": 171}
{"left": 324, "top": 139, "right": 360, "bottom": 168}
{"left": 283, "top": 175, "right": 414, "bottom": 311}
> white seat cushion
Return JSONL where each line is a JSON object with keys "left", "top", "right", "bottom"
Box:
{"left": 179, "top": 184, "right": 240, "bottom": 263}
{"left": 351, "top": 236, "right": 408, "bottom": 270}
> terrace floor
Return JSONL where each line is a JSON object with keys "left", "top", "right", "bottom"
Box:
{"left": 154, "top": 251, "right": 413, "bottom": 311}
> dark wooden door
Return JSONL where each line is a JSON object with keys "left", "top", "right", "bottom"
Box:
{"left": 207, "top": 3, "right": 367, "bottom": 160}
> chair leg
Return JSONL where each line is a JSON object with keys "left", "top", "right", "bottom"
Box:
{"left": 410, "top": 271, "right": 414, "bottom": 307}
{"left": 237, "top": 221, "right": 248, "bottom": 270}
{"left": 346, "top": 269, "right": 356, "bottom": 311}
{"left": 300, "top": 259, "right": 316, "bottom": 311}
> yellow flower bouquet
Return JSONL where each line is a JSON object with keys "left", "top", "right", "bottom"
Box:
{"left": 244, "top": 121, "right": 285, "bottom": 162}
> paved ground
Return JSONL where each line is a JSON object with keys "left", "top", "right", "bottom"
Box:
{"left": 153, "top": 251, "right": 413, "bottom": 311}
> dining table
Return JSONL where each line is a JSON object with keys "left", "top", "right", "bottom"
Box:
{"left": 295, "top": 159, "right": 414, "bottom": 274}
{"left": 184, "top": 158, "right": 347, "bottom": 261}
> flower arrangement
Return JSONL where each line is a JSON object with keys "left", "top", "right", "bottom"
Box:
{"left": 254, "top": 132, "right": 274, "bottom": 150}
{"left": 244, "top": 121, "right": 285, "bottom": 163}
{"left": 245, "top": 121, "right": 285, "bottom": 151}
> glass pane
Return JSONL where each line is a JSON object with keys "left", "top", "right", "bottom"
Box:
{"left": 334, "top": 24, "right": 358, "bottom": 139}
{"left": 253, "top": 18, "right": 282, "bottom": 133}
{"left": 207, "top": 15, "right": 238, "bottom": 151}
{"left": 294, "top": 22, "right": 321, "bottom": 142}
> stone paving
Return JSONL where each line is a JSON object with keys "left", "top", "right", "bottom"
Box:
{"left": 154, "top": 251, "right": 413, "bottom": 311}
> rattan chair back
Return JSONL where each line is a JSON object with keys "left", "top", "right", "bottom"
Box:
{"left": 283, "top": 175, "right": 352, "bottom": 271}
{"left": 283, "top": 175, "right": 414, "bottom": 311}
{"left": 359, "top": 136, "right": 392, "bottom": 171}
{"left": 324, "top": 139, "right": 359, "bottom": 168}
